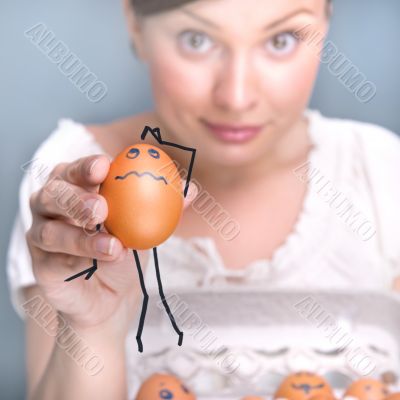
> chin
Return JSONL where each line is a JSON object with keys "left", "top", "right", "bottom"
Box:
{"left": 202, "top": 144, "right": 265, "bottom": 169}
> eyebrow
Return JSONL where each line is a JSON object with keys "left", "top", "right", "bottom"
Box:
{"left": 181, "top": 8, "right": 314, "bottom": 31}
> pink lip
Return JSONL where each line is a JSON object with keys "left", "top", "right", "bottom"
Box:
{"left": 202, "top": 120, "right": 264, "bottom": 143}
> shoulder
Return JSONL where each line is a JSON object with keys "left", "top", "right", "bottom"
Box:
{"left": 86, "top": 111, "right": 162, "bottom": 133}
{"left": 85, "top": 111, "right": 165, "bottom": 157}
{"left": 309, "top": 109, "right": 400, "bottom": 184}
{"left": 313, "top": 109, "right": 400, "bottom": 262}
{"left": 20, "top": 118, "right": 104, "bottom": 197}
{"left": 26, "top": 112, "right": 162, "bottom": 184}
{"left": 30, "top": 118, "right": 100, "bottom": 168}
{"left": 312, "top": 109, "right": 400, "bottom": 160}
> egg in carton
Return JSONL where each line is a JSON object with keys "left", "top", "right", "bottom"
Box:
{"left": 128, "top": 289, "right": 400, "bottom": 399}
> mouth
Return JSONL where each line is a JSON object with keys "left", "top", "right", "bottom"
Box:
{"left": 201, "top": 119, "right": 264, "bottom": 144}
{"left": 291, "top": 383, "right": 324, "bottom": 393}
{"left": 115, "top": 170, "right": 168, "bottom": 184}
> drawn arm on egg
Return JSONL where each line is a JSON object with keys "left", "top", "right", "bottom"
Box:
{"left": 140, "top": 125, "right": 196, "bottom": 198}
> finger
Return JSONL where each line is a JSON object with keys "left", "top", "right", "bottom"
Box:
{"left": 183, "top": 181, "right": 198, "bottom": 208}
{"left": 31, "top": 248, "right": 128, "bottom": 286}
{"left": 31, "top": 180, "right": 108, "bottom": 228}
{"left": 30, "top": 245, "right": 91, "bottom": 286}
{"left": 54, "top": 154, "right": 110, "bottom": 190}
{"left": 28, "top": 215, "right": 127, "bottom": 261}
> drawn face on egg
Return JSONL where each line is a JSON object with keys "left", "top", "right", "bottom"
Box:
{"left": 241, "top": 396, "right": 265, "bottom": 400}
{"left": 309, "top": 395, "right": 336, "bottom": 400}
{"left": 99, "top": 143, "right": 184, "bottom": 249}
{"left": 274, "top": 372, "right": 334, "bottom": 400}
{"left": 344, "top": 379, "right": 389, "bottom": 400}
{"left": 116, "top": 146, "right": 169, "bottom": 185}
{"left": 135, "top": 373, "right": 196, "bottom": 400}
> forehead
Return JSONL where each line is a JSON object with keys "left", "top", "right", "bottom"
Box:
{"left": 184, "top": 0, "right": 320, "bottom": 19}
{"left": 147, "top": 0, "right": 323, "bottom": 38}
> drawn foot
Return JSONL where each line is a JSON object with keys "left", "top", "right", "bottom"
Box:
{"left": 136, "top": 336, "right": 143, "bottom": 353}
{"left": 178, "top": 332, "right": 183, "bottom": 346}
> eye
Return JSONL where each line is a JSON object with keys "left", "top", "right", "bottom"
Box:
{"left": 148, "top": 148, "right": 160, "bottom": 159}
{"left": 178, "top": 30, "right": 214, "bottom": 54}
{"left": 127, "top": 148, "right": 140, "bottom": 159}
{"left": 159, "top": 389, "right": 174, "bottom": 399}
{"left": 265, "top": 32, "right": 299, "bottom": 57}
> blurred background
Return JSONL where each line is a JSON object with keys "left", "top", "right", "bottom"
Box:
{"left": 1, "top": 0, "right": 399, "bottom": 397}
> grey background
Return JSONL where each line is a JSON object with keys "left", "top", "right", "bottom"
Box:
{"left": 1, "top": 0, "right": 399, "bottom": 398}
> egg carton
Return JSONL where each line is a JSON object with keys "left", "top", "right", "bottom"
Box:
{"left": 130, "top": 288, "right": 400, "bottom": 399}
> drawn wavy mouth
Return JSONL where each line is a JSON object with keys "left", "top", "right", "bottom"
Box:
{"left": 291, "top": 383, "right": 325, "bottom": 393}
{"left": 115, "top": 170, "right": 168, "bottom": 184}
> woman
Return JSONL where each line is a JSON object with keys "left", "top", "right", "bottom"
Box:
{"left": 6, "top": 0, "right": 400, "bottom": 398}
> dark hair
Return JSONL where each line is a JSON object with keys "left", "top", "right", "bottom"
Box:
{"left": 131, "top": 0, "right": 332, "bottom": 17}
{"left": 130, "top": 0, "right": 197, "bottom": 17}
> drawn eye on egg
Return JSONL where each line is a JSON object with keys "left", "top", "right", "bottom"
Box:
{"left": 159, "top": 389, "right": 174, "bottom": 399}
{"left": 127, "top": 147, "right": 140, "bottom": 159}
{"left": 148, "top": 148, "right": 160, "bottom": 159}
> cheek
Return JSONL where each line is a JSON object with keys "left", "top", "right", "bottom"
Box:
{"left": 148, "top": 51, "right": 211, "bottom": 110}
{"left": 261, "top": 47, "right": 321, "bottom": 110}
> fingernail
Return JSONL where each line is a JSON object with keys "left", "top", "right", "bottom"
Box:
{"left": 187, "top": 183, "right": 198, "bottom": 201}
{"left": 89, "top": 158, "right": 99, "bottom": 175}
{"left": 85, "top": 198, "right": 99, "bottom": 209}
{"left": 96, "top": 237, "right": 116, "bottom": 255}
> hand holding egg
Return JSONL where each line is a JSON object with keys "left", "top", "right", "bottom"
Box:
{"left": 26, "top": 154, "right": 138, "bottom": 334}
{"left": 64, "top": 126, "right": 197, "bottom": 351}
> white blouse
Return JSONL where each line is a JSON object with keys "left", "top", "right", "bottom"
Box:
{"left": 6, "top": 109, "right": 400, "bottom": 399}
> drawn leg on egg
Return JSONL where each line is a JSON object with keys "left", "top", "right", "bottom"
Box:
{"left": 152, "top": 247, "right": 183, "bottom": 347}
{"left": 64, "top": 223, "right": 101, "bottom": 282}
{"left": 132, "top": 247, "right": 183, "bottom": 353}
{"left": 132, "top": 249, "right": 149, "bottom": 353}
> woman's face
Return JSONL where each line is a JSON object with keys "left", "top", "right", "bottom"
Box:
{"left": 127, "top": 0, "right": 330, "bottom": 170}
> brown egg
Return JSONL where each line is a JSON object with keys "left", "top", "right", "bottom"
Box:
{"left": 135, "top": 373, "right": 196, "bottom": 400}
{"left": 274, "top": 371, "right": 334, "bottom": 400}
{"left": 385, "top": 394, "right": 400, "bottom": 400}
{"left": 99, "top": 144, "right": 183, "bottom": 249}
{"left": 344, "top": 378, "right": 389, "bottom": 400}
{"left": 309, "top": 395, "right": 336, "bottom": 400}
{"left": 241, "top": 397, "right": 265, "bottom": 400}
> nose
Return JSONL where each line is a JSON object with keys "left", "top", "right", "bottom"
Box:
{"left": 213, "top": 51, "right": 258, "bottom": 113}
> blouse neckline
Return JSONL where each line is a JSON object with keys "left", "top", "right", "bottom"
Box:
{"left": 74, "top": 109, "right": 331, "bottom": 278}
{"left": 167, "top": 108, "right": 332, "bottom": 280}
